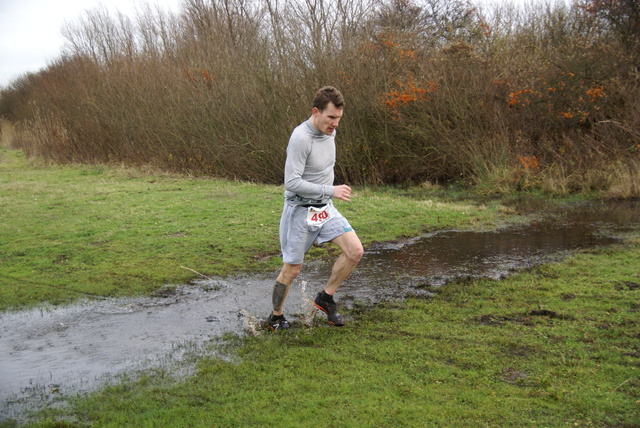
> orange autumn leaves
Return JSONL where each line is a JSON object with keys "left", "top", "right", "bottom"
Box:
{"left": 513, "top": 155, "right": 540, "bottom": 189}
{"left": 384, "top": 77, "right": 437, "bottom": 118}
{"left": 506, "top": 72, "right": 607, "bottom": 123}
{"left": 348, "top": 29, "right": 610, "bottom": 129}
{"left": 362, "top": 31, "right": 437, "bottom": 118}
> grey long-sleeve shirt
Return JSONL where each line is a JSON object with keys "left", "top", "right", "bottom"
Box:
{"left": 283, "top": 119, "right": 335, "bottom": 202}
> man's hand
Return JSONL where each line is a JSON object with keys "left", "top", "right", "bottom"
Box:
{"left": 333, "top": 184, "right": 352, "bottom": 202}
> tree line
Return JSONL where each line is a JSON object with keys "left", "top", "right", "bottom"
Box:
{"left": 0, "top": 0, "right": 638, "bottom": 195}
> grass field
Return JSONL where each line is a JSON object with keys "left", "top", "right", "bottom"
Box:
{"left": 1, "top": 146, "right": 513, "bottom": 310}
{"left": 1, "top": 146, "right": 637, "bottom": 427}
{"left": 28, "top": 239, "right": 640, "bottom": 427}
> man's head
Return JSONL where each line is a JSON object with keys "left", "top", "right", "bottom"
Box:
{"left": 311, "top": 86, "right": 344, "bottom": 135}
{"left": 313, "top": 86, "right": 345, "bottom": 111}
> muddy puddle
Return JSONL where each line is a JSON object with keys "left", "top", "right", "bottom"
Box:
{"left": 1, "top": 200, "right": 638, "bottom": 422}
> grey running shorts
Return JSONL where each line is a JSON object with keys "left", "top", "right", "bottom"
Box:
{"left": 279, "top": 200, "right": 354, "bottom": 265}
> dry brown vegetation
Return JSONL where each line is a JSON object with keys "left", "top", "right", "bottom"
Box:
{"left": 0, "top": 0, "right": 638, "bottom": 196}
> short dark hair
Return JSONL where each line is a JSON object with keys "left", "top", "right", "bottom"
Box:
{"left": 313, "top": 86, "right": 345, "bottom": 111}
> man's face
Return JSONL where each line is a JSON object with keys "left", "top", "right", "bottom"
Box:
{"left": 312, "top": 102, "right": 343, "bottom": 135}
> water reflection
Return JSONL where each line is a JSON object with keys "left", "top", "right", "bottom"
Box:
{"left": 301, "top": 200, "right": 638, "bottom": 304}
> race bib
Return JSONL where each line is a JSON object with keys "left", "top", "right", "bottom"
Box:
{"left": 306, "top": 205, "right": 331, "bottom": 227}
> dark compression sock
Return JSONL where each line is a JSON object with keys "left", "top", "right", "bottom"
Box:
{"left": 272, "top": 281, "right": 288, "bottom": 312}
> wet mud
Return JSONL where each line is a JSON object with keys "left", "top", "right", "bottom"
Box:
{"left": 1, "top": 200, "right": 638, "bottom": 422}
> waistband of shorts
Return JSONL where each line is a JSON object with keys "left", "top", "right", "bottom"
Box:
{"left": 287, "top": 194, "right": 331, "bottom": 207}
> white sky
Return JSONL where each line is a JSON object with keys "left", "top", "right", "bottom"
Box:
{"left": 0, "top": 0, "right": 563, "bottom": 89}
{"left": 0, "top": 0, "right": 182, "bottom": 87}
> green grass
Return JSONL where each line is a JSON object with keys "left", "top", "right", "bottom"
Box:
{"left": 28, "top": 239, "right": 639, "bottom": 427}
{"left": 4, "top": 145, "right": 637, "bottom": 427}
{"left": 0, "top": 146, "right": 513, "bottom": 310}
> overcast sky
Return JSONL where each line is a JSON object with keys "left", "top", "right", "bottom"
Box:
{"left": 0, "top": 0, "right": 182, "bottom": 87}
{"left": 0, "top": 0, "right": 562, "bottom": 88}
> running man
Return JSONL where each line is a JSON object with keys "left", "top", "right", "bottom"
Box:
{"left": 267, "top": 86, "right": 364, "bottom": 330}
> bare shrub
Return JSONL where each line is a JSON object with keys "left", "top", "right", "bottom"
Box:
{"left": 0, "top": 0, "right": 638, "bottom": 196}
{"left": 604, "top": 161, "right": 640, "bottom": 199}
{"left": 0, "top": 119, "right": 16, "bottom": 147}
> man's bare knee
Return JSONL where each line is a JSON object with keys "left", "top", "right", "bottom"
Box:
{"left": 279, "top": 263, "right": 302, "bottom": 284}
{"left": 334, "top": 232, "right": 363, "bottom": 264}
{"left": 345, "top": 242, "right": 364, "bottom": 264}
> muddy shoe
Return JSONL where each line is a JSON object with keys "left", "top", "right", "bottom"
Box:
{"left": 314, "top": 292, "right": 345, "bottom": 326}
{"left": 267, "top": 314, "right": 290, "bottom": 331}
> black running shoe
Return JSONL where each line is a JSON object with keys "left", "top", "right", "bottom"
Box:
{"left": 314, "top": 292, "right": 345, "bottom": 326}
{"left": 267, "top": 314, "right": 290, "bottom": 331}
